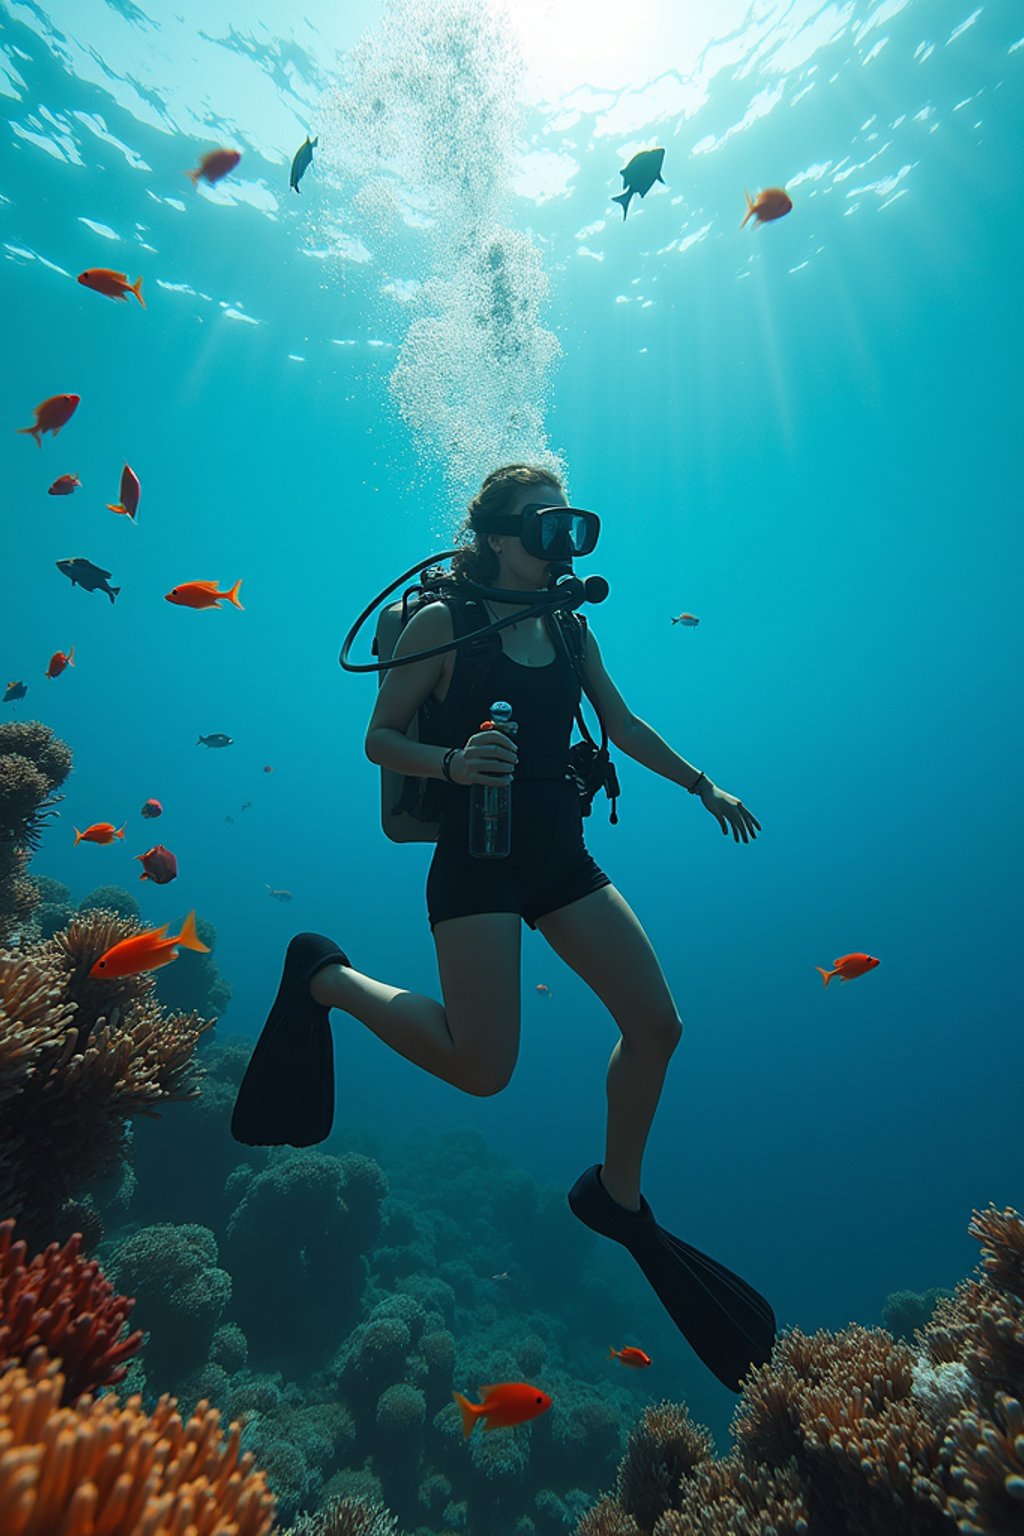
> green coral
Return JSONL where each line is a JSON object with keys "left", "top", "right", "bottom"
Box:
{"left": 105, "top": 1222, "right": 231, "bottom": 1387}
{"left": 78, "top": 884, "right": 141, "bottom": 921}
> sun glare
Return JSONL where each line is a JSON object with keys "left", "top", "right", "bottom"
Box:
{"left": 505, "top": 0, "right": 751, "bottom": 100}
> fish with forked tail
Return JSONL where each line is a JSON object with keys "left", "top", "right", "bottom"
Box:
{"left": 56, "top": 558, "right": 120, "bottom": 603}
{"left": 612, "top": 148, "right": 665, "bottom": 219}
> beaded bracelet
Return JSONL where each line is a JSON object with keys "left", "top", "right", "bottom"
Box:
{"left": 688, "top": 770, "right": 707, "bottom": 795}
{"left": 440, "top": 747, "right": 459, "bottom": 783}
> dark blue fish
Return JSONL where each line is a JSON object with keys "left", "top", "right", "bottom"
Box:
{"left": 198, "top": 733, "right": 233, "bottom": 748}
{"left": 613, "top": 147, "right": 666, "bottom": 219}
{"left": 56, "top": 557, "right": 120, "bottom": 603}
{"left": 4, "top": 680, "right": 27, "bottom": 702}
{"left": 290, "top": 135, "right": 318, "bottom": 194}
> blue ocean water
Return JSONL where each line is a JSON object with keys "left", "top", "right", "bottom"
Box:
{"left": 3, "top": 0, "right": 1021, "bottom": 1471}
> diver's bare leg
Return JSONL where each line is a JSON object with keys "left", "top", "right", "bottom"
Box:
{"left": 310, "top": 911, "right": 521, "bottom": 1096}
{"left": 535, "top": 886, "right": 682, "bottom": 1211}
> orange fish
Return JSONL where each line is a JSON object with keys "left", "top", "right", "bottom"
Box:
{"left": 186, "top": 148, "right": 241, "bottom": 187}
{"left": 107, "top": 464, "right": 141, "bottom": 520}
{"left": 535, "top": 983, "right": 552, "bottom": 997}
{"left": 48, "top": 474, "right": 81, "bottom": 496}
{"left": 165, "top": 579, "right": 244, "bottom": 611}
{"left": 74, "top": 821, "right": 126, "bottom": 846}
{"left": 46, "top": 647, "right": 74, "bottom": 679}
{"left": 815, "top": 953, "right": 880, "bottom": 988}
{"left": 17, "top": 394, "right": 80, "bottom": 447}
{"left": 671, "top": 613, "right": 700, "bottom": 627}
{"left": 609, "top": 1346, "right": 652, "bottom": 1369}
{"left": 89, "top": 909, "right": 210, "bottom": 979}
{"left": 77, "top": 268, "right": 145, "bottom": 307}
{"left": 741, "top": 187, "right": 793, "bottom": 228}
{"left": 452, "top": 1383, "right": 552, "bottom": 1438}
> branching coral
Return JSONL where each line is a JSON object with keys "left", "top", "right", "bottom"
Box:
{"left": 0, "top": 1346, "right": 276, "bottom": 1534}
{"left": 923, "top": 1207, "right": 1024, "bottom": 1411}
{"left": 0, "top": 721, "right": 72, "bottom": 942}
{"left": 575, "top": 1208, "right": 1024, "bottom": 1536}
{"left": 970, "top": 1206, "right": 1024, "bottom": 1301}
{"left": 614, "top": 1401, "right": 713, "bottom": 1533}
{"left": 0, "top": 920, "right": 212, "bottom": 1249}
{"left": 0, "top": 1219, "right": 142, "bottom": 1404}
{"left": 285, "top": 1495, "right": 402, "bottom": 1535}
{"left": 945, "top": 1392, "right": 1024, "bottom": 1534}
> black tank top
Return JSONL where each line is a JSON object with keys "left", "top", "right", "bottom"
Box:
{"left": 433, "top": 626, "right": 581, "bottom": 776}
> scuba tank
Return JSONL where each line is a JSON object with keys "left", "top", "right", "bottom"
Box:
{"left": 469, "top": 701, "right": 517, "bottom": 860}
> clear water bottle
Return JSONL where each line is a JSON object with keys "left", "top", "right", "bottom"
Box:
{"left": 469, "top": 700, "right": 517, "bottom": 859}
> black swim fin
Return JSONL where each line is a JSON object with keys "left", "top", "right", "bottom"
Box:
{"left": 230, "top": 932, "right": 349, "bottom": 1148}
{"left": 568, "top": 1165, "right": 776, "bottom": 1392}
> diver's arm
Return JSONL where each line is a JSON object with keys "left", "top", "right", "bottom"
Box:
{"left": 584, "top": 628, "right": 761, "bottom": 840}
{"left": 582, "top": 629, "right": 704, "bottom": 792}
{"left": 365, "top": 603, "right": 454, "bottom": 778}
{"left": 365, "top": 604, "right": 518, "bottom": 785}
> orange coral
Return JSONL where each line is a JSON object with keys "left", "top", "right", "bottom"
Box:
{"left": 0, "top": 925, "right": 212, "bottom": 1249}
{"left": 0, "top": 1347, "right": 276, "bottom": 1535}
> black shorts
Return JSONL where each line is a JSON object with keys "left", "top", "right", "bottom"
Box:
{"left": 427, "top": 779, "right": 611, "bottom": 930}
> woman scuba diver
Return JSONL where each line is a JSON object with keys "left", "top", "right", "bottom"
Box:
{"left": 231, "top": 463, "right": 776, "bottom": 1392}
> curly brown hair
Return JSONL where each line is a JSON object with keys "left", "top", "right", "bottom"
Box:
{"left": 450, "top": 463, "right": 564, "bottom": 586}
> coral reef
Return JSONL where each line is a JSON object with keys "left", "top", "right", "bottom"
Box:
{"left": 0, "top": 1218, "right": 142, "bottom": 1404}
{"left": 225, "top": 1150, "right": 387, "bottom": 1370}
{"left": 0, "top": 1347, "right": 277, "bottom": 1533}
{"left": 882, "top": 1284, "right": 953, "bottom": 1341}
{"left": 0, "top": 720, "right": 71, "bottom": 942}
{"left": 105, "top": 1221, "right": 232, "bottom": 1383}
{"left": 571, "top": 1204, "right": 1024, "bottom": 1536}
{"left": 285, "top": 1495, "right": 402, "bottom": 1535}
{"left": 0, "top": 909, "right": 212, "bottom": 1248}
{"left": 78, "top": 883, "right": 141, "bottom": 921}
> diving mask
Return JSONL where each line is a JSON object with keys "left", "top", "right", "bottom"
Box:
{"left": 471, "top": 503, "right": 601, "bottom": 562}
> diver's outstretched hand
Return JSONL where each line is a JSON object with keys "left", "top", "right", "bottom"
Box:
{"left": 699, "top": 780, "right": 760, "bottom": 843}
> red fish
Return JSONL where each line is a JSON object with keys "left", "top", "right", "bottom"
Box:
{"left": 46, "top": 647, "right": 74, "bottom": 679}
{"left": 165, "top": 579, "right": 244, "bottom": 611}
{"left": 17, "top": 394, "right": 80, "bottom": 447}
{"left": 671, "top": 613, "right": 700, "bottom": 627}
{"left": 74, "top": 822, "right": 126, "bottom": 846}
{"left": 609, "top": 1346, "right": 652, "bottom": 1369}
{"left": 186, "top": 149, "right": 241, "bottom": 188}
{"left": 136, "top": 844, "right": 178, "bottom": 884}
{"left": 107, "top": 464, "right": 141, "bottom": 520}
{"left": 77, "top": 268, "right": 145, "bottom": 307}
{"left": 140, "top": 798, "right": 163, "bottom": 819}
{"left": 741, "top": 187, "right": 793, "bottom": 228}
{"left": 48, "top": 474, "right": 81, "bottom": 496}
{"left": 452, "top": 1382, "right": 552, "bottom": 1438}
{"left": 815, "top": 953, "right": 880, "bottom": 988}
{"left": 89, "top": 909, "right": 210, "bottom": 979}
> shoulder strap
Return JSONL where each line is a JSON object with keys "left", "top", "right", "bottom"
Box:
{"left": 547, "top": 609, "right": 605, "bottom": 751}
{"left": 428, "top": 594, "right": 502, "bottom": 718}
